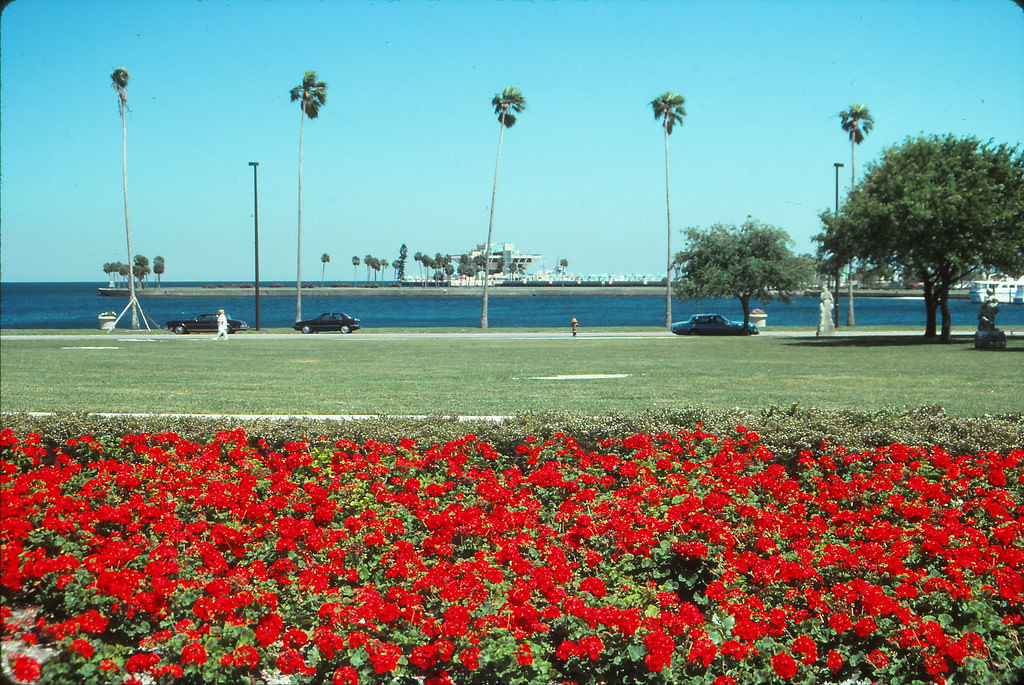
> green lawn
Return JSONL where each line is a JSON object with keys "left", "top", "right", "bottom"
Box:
{"left": 1, "top": 332, "right": 1021, "bottom": 416}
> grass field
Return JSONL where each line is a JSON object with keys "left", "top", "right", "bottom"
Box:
{"left": 2, "top": 330, "right": 1022, "bottom": 417}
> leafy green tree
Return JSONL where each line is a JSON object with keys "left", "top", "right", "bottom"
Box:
{"left": 481, "top": 86, "right": 526, "bottom": 328}
{"left": 838, "top": 103, "right": 874, "bottom": 326}
{"left": 674, "top": 219, "right": 814, "bottom": 329}
{"left": 289, "top": 70, "right": 327, "bottom": 321}
{"left": 153, "top": 256, "right": 165, "bottom": 286}
{"left": 650, "top": 92, "right": 687, "bottom": 327}
{"left": 818, "top": 134, "right": 1024, "bottom": 342}
{"left": 321, "top": 252, "right": 330, "bottom": 286}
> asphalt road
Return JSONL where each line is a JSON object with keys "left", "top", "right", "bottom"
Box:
{"left": 0, "top": 329, "right": 995, "bottom": 341}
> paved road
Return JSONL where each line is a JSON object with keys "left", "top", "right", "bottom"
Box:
{"left": 2, "top": 329, "right": 993, "bottom": 341}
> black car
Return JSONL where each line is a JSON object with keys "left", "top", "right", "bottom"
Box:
{"left": 165, "top": 313, "right": 249, "bottom": 335}
{"left": 670, "top": 314, "right": 759, "bottom": 336}
{"left": 294, "top": 312, "right": 361, "bottom": 334}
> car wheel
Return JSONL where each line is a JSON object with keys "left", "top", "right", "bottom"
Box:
{"left": 173, "top": 325, "right": 188, "bottom": 335}
{"left": 340, "top": 325, "right": 352, "bottom": 334}
{"left": 301, "top": 325, "right": 313, "bottom": 334}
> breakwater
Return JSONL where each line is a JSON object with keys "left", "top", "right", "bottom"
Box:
{"left": 96, "top": 285, "right": 969, "bottom": 300}
{"left": 97, "top": 285, "right": 662, "bottom": 298}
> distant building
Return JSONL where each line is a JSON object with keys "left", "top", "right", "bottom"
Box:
{"left": 469, "top": 242, "right": 541, "bottom": 275}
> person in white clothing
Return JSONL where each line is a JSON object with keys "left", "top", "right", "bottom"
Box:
{"left": 215, "top": 309, "right": 229, "bottom": 340}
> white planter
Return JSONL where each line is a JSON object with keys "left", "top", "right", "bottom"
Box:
{"left": 749, "top": 313, "right": 767, "bottom": 329}
{"left": 98, "top": 314, "right": 117, "bottom": 331}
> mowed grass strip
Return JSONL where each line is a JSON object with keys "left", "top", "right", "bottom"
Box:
{"left": 1, "top": 334, "right": 1021, "bottom": 416}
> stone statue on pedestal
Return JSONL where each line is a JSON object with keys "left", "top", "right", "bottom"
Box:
{"left": 817, "top": 289, "right": 835, "bottom": 336}
{"left": 975, "top": 289, "right": 1006, "bottom": 350}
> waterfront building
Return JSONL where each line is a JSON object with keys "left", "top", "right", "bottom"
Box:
{"left": 469, "top": 242, "right": 541, "bottom": 276}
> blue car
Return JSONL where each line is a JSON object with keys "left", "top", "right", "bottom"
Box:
{"left": 670, "top": 314, "right": 759, "bottom": 336}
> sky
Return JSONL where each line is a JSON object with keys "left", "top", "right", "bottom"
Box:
{"left": 1, "top": 0, "right": 1022, "bottom": 283}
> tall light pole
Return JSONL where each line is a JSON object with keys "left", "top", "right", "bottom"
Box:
{"left": 249, "top": 162, "right": 261, "bottom": 331}
{"left": 833, "top": 162, "right": 844, "bottom": 327}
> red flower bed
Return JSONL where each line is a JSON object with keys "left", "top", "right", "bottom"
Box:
{"left": 1, "top": 426, "right": 1022, "bottom": 684}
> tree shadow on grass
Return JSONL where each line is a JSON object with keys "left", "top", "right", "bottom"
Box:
{"left": 784, "top": 334, "right": 1024, "bottom": 350}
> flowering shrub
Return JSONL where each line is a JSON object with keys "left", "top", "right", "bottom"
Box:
{"left": 1, "top": 425, "right": 1022, "bottom": 684}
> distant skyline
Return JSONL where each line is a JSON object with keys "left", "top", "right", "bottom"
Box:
{"left": 1, "top": 0, "right": 1022, "bottom": 283}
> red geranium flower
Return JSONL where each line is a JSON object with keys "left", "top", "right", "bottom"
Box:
{"left": 771, "top": 652, "right": 798, "bottom": 680}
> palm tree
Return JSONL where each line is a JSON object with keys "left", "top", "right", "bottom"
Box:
{"left": 289, "top": 70, "right": 327, "bottom": 322}
{"left": 481, "top": 86, "right": 526, "bottom": 328}
{"left": 839, "top": 103, "right": 873, "bottom": 326}
{"left": 650, "top": 92, "right": 687, "bottom": 328}
{"left": 321, "top": 253, "right": 330, "bottom": 286}
{"left": 352, "top": 256, "right": 360, "bottom": 286}
{"left": 153, "top": 256, "right": 165, "bottom": 287}
{"left": 111, "top": 68, "right": 142, "bottom": 329}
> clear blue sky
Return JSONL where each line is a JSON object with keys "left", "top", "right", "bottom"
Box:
{"left": 2, "top": 0, "right": 1022, "bottom": 283}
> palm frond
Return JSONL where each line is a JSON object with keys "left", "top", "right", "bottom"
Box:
{"left": 499, "top": 112, "right": 517, "bottom": 128}
{"left": 839, "top": 103, "right": 873, "bottom": 143}
{"left": 492, "top": 87, "right": 526, "bottom": 120}
{"left": 111, "top": 68, "right": 129, "bottom": 89}
{"left": 292, "top": 70, "right": 328, "bottom": 118}
{"left": 651, "top": 92, "right": 686, "bottom": 134}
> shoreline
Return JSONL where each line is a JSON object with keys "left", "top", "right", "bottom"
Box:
{"left": 96, "top": 285, "right": 971, "bottom": 300}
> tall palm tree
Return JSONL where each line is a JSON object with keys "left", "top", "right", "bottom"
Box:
{"left": 289, "top": 70, "right": 327, "bottom": 322}
{"left": 352, "top": 256, "right": 360, "bottom": 286}
{"left": 650, "top": 92, "right": 687, "bottom": 328}
{"left": 153, "top": 256, "right": 165, "bottom": 287}
{"left": 481, "top": 86, "right": 526, "bottom": 328}
{"left": 839, "top": 103, "right": 873, "bottom": 326}
{"left": 321, "top": 253, "right": 330, "bottom": 286}
{"left": 111, "top": 68, "right": 141, "bottom": 329}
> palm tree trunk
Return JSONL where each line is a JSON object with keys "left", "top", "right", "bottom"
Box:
{"left": 296, "top": 107, "right": 305, "bottom": 323}
{"left": 663, "top": 124, "right": 673, "bottom": 328}
{"left": 121, "top": 102, "right": 138, "bottom": 330}
{"left": 846, "top": 137, "right": 857, "bottom": 326}
{"left": 481, "top": 122, "right": 506, "bottom": 328}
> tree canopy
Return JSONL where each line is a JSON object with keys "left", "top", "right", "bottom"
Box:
{"left": 673, "top": 219, "right": 813, "bottom": 328}
{"left": 817, "top": 134, "right": 1024, "bottom": 341}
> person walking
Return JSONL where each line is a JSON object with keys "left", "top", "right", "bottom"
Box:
{"left": 215, "top": 309, "right": 229, "bottom": 340}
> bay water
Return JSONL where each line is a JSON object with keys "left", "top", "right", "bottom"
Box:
{"left": 2, "top": 282, "right": 1022, "bottom": 331}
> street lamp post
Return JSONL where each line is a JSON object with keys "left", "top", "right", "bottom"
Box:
{"left": 249, "top": 162, "right": 261, "bottom": 331}
{"left": 833, "top": 162, "right": 844, "bottom": 327}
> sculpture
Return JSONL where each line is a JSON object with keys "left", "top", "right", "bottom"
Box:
{"left": 817, "top": 289, "right": 835, "bottom": 336}
{"left": 975, "top": 288, "right": 1006, "bottom": 350}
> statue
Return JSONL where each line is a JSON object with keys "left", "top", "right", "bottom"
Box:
{"left": 817, "top": 289, "right": 835, "bottom": 336}
{"left": 977, "top": 291, "right": 999, "bottom": 331}
{"left": 975, "top": 288, "right": 1006, "bottom": 350}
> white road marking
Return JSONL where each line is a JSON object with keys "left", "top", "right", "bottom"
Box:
{"left": 528, "top": 374, "right": 630, "bottom": 380}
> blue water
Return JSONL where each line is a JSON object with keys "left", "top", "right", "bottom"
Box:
{"left": 2, "top": 282, "right": 1022, "bottom": 330}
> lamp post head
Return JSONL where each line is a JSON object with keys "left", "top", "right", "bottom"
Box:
{"left": 249, "top": 161, "right": 259, "bottom": 167}
{"left": 834, "top": 162, "right": 845, "bottom": 168}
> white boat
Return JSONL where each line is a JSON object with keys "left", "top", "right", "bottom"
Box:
{"left": 969, "top": 277, "right": 1024, "bottom": 304}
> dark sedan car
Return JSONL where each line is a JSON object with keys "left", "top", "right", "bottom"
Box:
{"left": 294, "top": 312, "right": 361, "bottom": 334}
{"left": 165, "top": 313, "right": 249, "bottom": 335}
{"left": 670, "top": 314, "right": 759, "bottom": 336}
